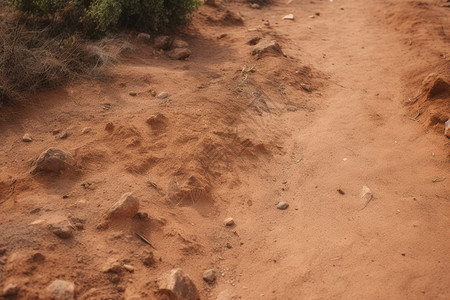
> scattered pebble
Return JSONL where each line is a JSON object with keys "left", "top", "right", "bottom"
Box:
{"left": 123, "top": 264, "right": 135, "bottom": 273}
{"left": 48, "top": 220, "right": 73, "bottom": 239}
{"left": 103, "top": 260, "right": 123, "bottom": 274}
{"left": 46, "top": 280, "right": 75, "bottom": 300}
{"left": 251, "top": 3, "right": 260, "bottom": 9}
{"left": 129, "top": 92, "right": 137, "bottom": 96}
{"left": 224, "top": 217, "right": 235, "bottom": 226}
{"left": 142, "top": 250, "right": 155, "bottom": 267}
{"left": 276, "top": 201, "right": 289, "bottom": 210}
{"left": 59, "top": 131, "right": 69, "bottom": 140}
{"left": 361, "top": 186, "right": 373, "bottom": 202}
{"left": 157, "top": 92, "right": 169, "bottom": 99}
{"left": 283, "top": 14, "right": 294, "bottom": 20}
{"left": 81, "top": 127, "right": 91, "bottom": 134}
{"left": 22, "top": 133, "right": 33, "bottom": 142}
{"left": 106, "top": 192, "right": 140, "bottom": 219}
{"left": 202, "top": 269, "right": 216, "bottom": 284}
{"left": 3, "top": 284, "right": 19, "bottom": 296}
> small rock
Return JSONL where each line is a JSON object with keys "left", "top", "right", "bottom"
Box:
{"left": 168, "top": 48, "right": 191, "bottom": 60}
{"left": 154, "top": 36, "right": 171, "bottom": 50}
{"left": 106, "top": 192, "right": 139, "bottom": 219}
{"left": 46, "top": 280, "right": 75, "bottom": 300}
{"left": 136, "top": 33, "right": 151, "bottom": 43}
{"left": 283, "top": 14, "right": 294, "bottom": 20}
{"left": 109, "top": 274, "right": 121, "bottom": 284}
{"left": 129, "top": 92, "right": 137, "bottom": 97}
{"left": 3, "top": 284, "right": 19, "bottom": 296}
{"left": 22, "top": 133, "right": 33, "bottom": 142}
{"left": 124, "top": 264, "right": 135, "bottom": 273}
{"left": 251, "top": 3, "right": 261, "bottom": 9}
{"left": 81, "top": 127, "right": 91, "bottom": 134}
{"left": 251, "top": 39, "right": 283, "bottom": 58}
{"left": 158, "top": 268, "right": 199, "bottom": 300}
{"left": 59, "top": 131, "right": 69, "bottom": 140}
{"left": 103, "top": 260, "right": 123, "bottom": 274}
{"left": 445, "top": 119, "right": 450, "bottom": 138}
{"left": 224, "top": 217, "right": 235, "bottom": 226}
{"left": 361, "top": 186, "right": 373, "bottom": 202}
{"left": 172, "top": 39, "right": 189, "bottom": 49}
{"left": 157, "top": 92, "right": 169, "bottom": 99}
{"left": 286, "top": 105, "right": 298, "bottom": 112}
{"left": 142, "top": 250, "right": 156, "bottom": 267}
{"left": 203, "top": 269, "right": 216, "bottom": 284}
{"left": 276, "top": 201, "right": 289, "bottom": 210}
{"left": 49, "top": 220, "right": 73, "bottom": 239}
{"left": 31, "top": 148, "right": 76, "bottom": 174}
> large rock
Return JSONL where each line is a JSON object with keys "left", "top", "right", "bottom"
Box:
{"left": 168, "top": 48, "right": 191, "bottom": 60}
{"left": 251, "top": 39, "right": 283, "bottom": 58}
{"left": 46, "top": 280, "right": 74, "bottom": 300}
{"left": 158, "top": 268, "right": 199, "bottom": 300}
{"left": 106, "top": 192, "right": 139, "bottom": 219}
{"left": 31, "top": 148, "right": 76, "bottom": 174}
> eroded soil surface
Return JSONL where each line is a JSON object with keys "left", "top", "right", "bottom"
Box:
{"left": 1, "top": 0, "right": 449, "bottom": 299}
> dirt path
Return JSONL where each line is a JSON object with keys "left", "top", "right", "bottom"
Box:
{"left": 228, "top": 1, "right": 450, "bottom": 299}
{"left": 0, "top": 0, "right": 449, "bottom": 299}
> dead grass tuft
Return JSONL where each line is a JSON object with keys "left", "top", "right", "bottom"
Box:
{"left": 0, "top": 16, "right": 133, "bottom": 105}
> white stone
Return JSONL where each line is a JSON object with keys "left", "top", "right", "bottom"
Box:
{"left": 283, "top": 14, "right": 294, "bottom": 20}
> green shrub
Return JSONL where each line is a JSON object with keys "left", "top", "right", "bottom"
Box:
{"left": 10, "top": 0, "right": 201, "bottom": 33}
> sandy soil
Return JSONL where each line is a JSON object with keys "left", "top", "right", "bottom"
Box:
{"left": 1, "top": 0, "right": 449, "bottom": 299}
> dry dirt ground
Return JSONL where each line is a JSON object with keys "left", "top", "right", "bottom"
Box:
{"left": 1, "top": 0, "right": 449, "bottom": 299}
